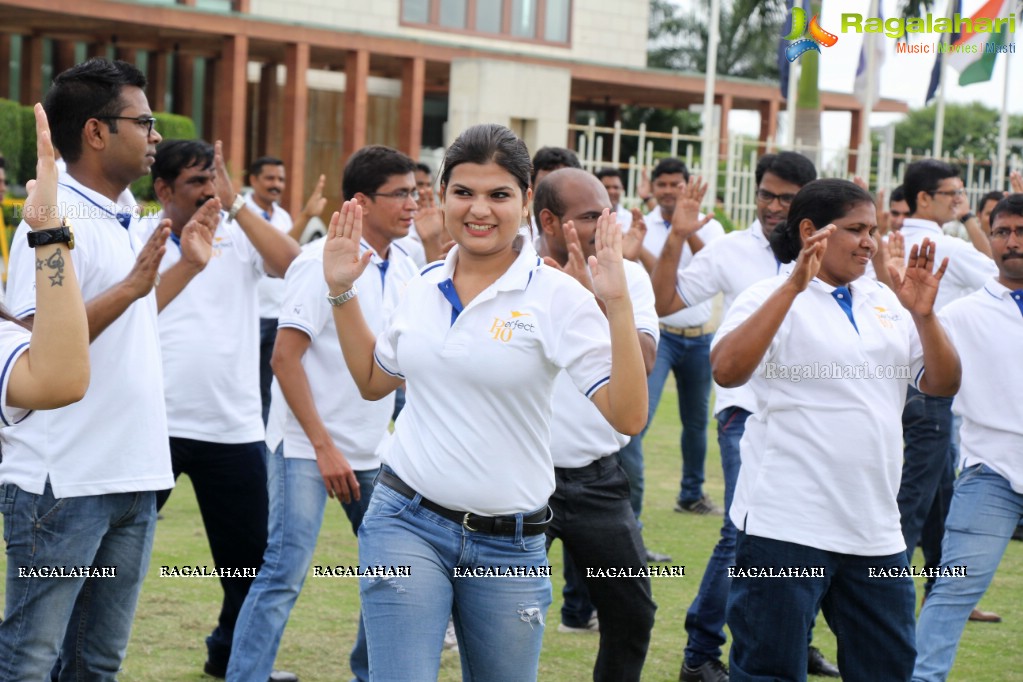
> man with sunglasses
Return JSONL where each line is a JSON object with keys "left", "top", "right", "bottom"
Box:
{"left": 897, "top": 159, "right": 998, "bottom": 627}
{"left": 649, "top": 153, "right": 839, "bottom": 681}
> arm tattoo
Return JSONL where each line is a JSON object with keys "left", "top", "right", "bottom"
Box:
{"left": 40, "top": 248, "right": 66, "bottom": 287}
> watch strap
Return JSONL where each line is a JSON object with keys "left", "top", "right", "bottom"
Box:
{"left": 227, "top": 194, "right": 246, "bottom": 222}
{"left": 326, "top": 285, "right": 358, "bottom": 307}
{"left": 27, "top": 223, "right": 74, "bottom": 250}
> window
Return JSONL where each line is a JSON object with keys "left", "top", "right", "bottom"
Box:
{"left": 401, "top": 0, "right": 570, "bottom": 44}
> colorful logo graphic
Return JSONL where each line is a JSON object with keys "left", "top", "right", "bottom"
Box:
{"left": 784, "top": 6, "right": 839, "bottom": 61}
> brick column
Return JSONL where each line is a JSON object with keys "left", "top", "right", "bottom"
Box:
{"left": 282, "top": 43, "right": 309, "bottom": 214}
{"left": 398, "top": 57, "right": 425, "bottom": 159}
{"left": 343, "top": 49, "right": 369, "bottom": 161}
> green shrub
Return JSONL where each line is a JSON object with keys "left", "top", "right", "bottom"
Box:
{"left": 0, "top": 99, "right": 23, "bottom": 185}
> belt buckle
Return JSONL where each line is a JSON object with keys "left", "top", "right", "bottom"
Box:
{"left": 462, "top": 512, "right": 478, "bottom": 532}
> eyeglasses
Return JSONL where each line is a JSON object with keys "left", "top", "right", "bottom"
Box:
{"left": 97, "top": 116, "right": 157, "bottom": 136}
{"left": 369, "top": 189, "right": 419, "bottom": 202}
{"left": 991, "top": 226, "right": 1023, "bottom": 240}
{"left": 930, "top": 189, "right": 966, "bottom": 198}
{"left": 756, "top": 189, "right": 797, "bottom": 207}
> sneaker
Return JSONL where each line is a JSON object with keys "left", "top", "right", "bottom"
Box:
{"left": 443, "top": 618, "right": 459, "bottom": 651}
{"left": 680, "top": 658, "right": 729, "bottom": 682}
{"left": 674, "top": 495, "right": 723, "bottom": 515}
{"left": 557, "top": 612, "right": 599, "bottom": 634}
{"left": 807, "top": 646, "right": 840, "bottom": 677}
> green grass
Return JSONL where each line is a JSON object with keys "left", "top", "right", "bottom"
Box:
{"left": 3, "top": 383, "right": 1022, "bottom": 680}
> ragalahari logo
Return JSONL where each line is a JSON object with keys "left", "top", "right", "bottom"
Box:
{"left": 784, "top": 7, "right": 840, "bottom": 61}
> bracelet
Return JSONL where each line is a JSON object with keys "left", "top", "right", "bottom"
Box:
{"left": 326, "top": 285, "right": 358, "bottom": 307}
{"left": 227, "top": 194, "right": 246, "bottom": 222}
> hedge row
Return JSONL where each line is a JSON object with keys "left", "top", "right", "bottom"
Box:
{"left": 0, "top": 98, "right": 196, "bottom": 201}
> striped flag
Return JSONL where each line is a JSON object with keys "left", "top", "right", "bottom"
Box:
{"left": 947, "top": 0, "right": 1014, "bottom": 86}
{"left": 854, "top": 1, "right": 886, "bottom": 105}
{"left": 925, "top": 0, "right": 963, "bottom": 103}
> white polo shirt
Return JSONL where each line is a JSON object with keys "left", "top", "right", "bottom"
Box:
{"left": 614, "top": 204, "right": 633, "bottom": 231}
{"left": 675, "top": 222, "right": 779, "bottom": 416}
{"left": 138, "top": 210, "right": 266, "bottom": 444}
{"left": 642, "top": 207, "right": 725, "bottom": 329}
{"left": 901, "top": 218, "right": 996, "bottom": 311}
{"left": 0, "top": 323, "right": 32, "bottom": 427}
{"left": 276, "top": 237, "right": 417, "bottom": 468}
{"left": 246, "top": 193, "right": 293, "bottom": 320}
{"left": 716, "top": 274, "right": 925, "bottom": 556}
{"left": 374, "top": 236, "right": 614, "bottom": 515}
{"left": 1, "top": 176, "right": 173, "bottom": 497}
{"left": 939, "top": 281, "right": 1023, "bottom": 492}
{"left": 550, "top": 259, "right": 659, "bottom": 469}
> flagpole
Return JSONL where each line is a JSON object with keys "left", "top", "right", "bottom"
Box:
{"left": 996, "top": 46, "right": 1011, "bottom": 189}
{"left": 702, "top": 0, "right": 721, "bottom": 210}
{"left": 933, "top": 0, "right": 956, "bottom": 158}
{"left": 785, "top": 58, "right": 800, "bottom": 148}
{"left": 857, "top": 0, "right": 881, "bottom": 180}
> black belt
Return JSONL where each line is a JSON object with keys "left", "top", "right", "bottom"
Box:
{"left": 378, "top": 469, "right": 552, "bottom": 536}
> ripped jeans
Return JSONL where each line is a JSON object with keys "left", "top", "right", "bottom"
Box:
{"left": 358, "top": 470, "right": 552, "bottom": 682}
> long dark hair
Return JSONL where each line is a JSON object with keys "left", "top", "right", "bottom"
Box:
{"left": 769, "top": 179, "right": 874, "bottom": 263}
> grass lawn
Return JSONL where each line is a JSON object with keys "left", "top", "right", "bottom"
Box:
{"left": 3, "top": 383, "right": 1022, "bottom": 680}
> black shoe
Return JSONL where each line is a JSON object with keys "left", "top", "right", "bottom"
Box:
{"left": 680, "top": 658, "right": 729, "bottom": 682}
{"left": 1012, "top": 525, "right": 1023, "bottom": 542}
{"left": 645, "top": 549, "right": 672, "bottom": 563}
{"left": 807, "top": 646, "right": 840, "bottom": 677}
{"left": 203, "top": 659, "right": 226, "bottom": 678}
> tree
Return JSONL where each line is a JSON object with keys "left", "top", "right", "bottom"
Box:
{"left": 894, "top": 102, "right": 1023, "bottom": 159}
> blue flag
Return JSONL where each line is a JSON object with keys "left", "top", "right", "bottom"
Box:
{"left": 925, "top": 0, "right": 963, "bottom": 103}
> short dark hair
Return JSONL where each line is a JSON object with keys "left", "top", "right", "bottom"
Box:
{"left": 595, "top": 168, "right": 622, "bottom": 182}
{"left": 415, "top": 162, "right": 432, "bottom": 176}
{"left": 978, "top": 190, "right": 1004, "bottom": 214}
{"left": 44, "top": 58, "right": 148, "bottom": 165}
{"left": 902, "top": 159, "right": 959, "bottom": 214}
{"left": 530, "top": 146, "right": 580, "bottom": 184}
{"left": 342, "top": 146, "right": 416, "bottom": 201}
{"left": 755, "top": 152, "right": 817, "bottom": 188}
{"left": 151, "top": 139, "right": 214, "bottom": 185}
{"left": 650, "top": 157, "right": 688, "bottom": 183}
{"left": 248, "top": 156, "right": 284, "bottom": 179}
{"left": 769, "top": 179, "right": 874, "bottom": 264}
{"left": 890, "top": 185, "right": 906, "bottom": 204}
{"left": 440, "top": 124, "right": 532, "bottom": 195}
{"left": 989, "top": 194, "right": 1023, "bottom": 227}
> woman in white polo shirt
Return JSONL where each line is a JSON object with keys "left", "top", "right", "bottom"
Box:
{"left": 321, "top": 123, "right": 647, "bottom": 681}
{"left": 711, "top": 179, "right": 961, "bottom": 682}
{"left": 0, "top": 103, "right": 89, "bottom": 426}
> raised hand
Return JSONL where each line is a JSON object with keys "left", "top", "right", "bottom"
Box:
{"left": 542, "top": 220, "right": 592, "bottom": 293}
{"left": 589, "top": 209, "right": 628, "bottom": 303}
{"left": 1010, "top": 170, "right": 1023, "bottom": 195}
{"left": 414, "top": 206, "right": 445, "bottom": 243}
{"left": 622, "top": 207, "right": 647, "bottom": 261}
{"left": 213, "top": 140, "right": 237, "bottom": 208}
{"left": 875, "top": 188, "right": 891, "bottom": 237}
{"left": 638, "top": 168, "right": 652, "bottom": 203}
{"left": 124, "top": 221, "right": 170, "bottom": 299}
{"left": 179, "top": 198, "right": 222, "bottom": 271}
{"left": 892, "top": 238, "right": 947, "bottom": 317}
{"left": 885, "top": 230, "right": 907, "bottom": 284}
{"left": 23, "top": 104, "right": 62, "bottom": 230}
{"left": 323, "top": 200, "right": 373, "bottom": 293}
{"left": 303, "top": 174, "right": 328, "bottom": 218}
{"left": 787, "top": 224, "right": 834, "bottom": 292}
{"left": 670, "top": 176, "right": 712, "bottom": 239}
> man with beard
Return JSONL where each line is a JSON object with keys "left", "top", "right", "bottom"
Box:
{"left": 144, "top": 139, "right": 300, "bottom": 679}
{"left": 650, "top": 152, "right": 838, "bottom": 681}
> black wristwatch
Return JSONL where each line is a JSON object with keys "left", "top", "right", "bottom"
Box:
{"left": 961, "top": 213, "right": 975, "bottom": 223}
{"left": 27, "top": 222, "right": 74, "bottom": 250}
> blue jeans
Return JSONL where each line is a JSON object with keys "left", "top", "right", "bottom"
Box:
{"left": 0, "top": 482, "right": 156, "bottom": 681}
{"left": 913, "top": 464, "right": 1023, "bottom": 682}
{"left": 547, "top": 455, "right": 656, "bottom": 682}
{"left": 727, "top": 532, "right": 916, "bottom": 682}
{"left": 227, "top": 445, "right": 376, "bottom": 682}
{"left": 156, "top": 438, "right": 269, "bottom": 672}
{"left": 617, "top": 330, "right": 712, "bottom": 518}
{"left": 358, "top": 471, "right": 552, "bottom": 681}
{"left": 259, "top": 317, "right": 278, "bottom": 426}
{"left": 683, "top": 406, "right": 747, "bottom": 668}
{"left": 898, "top": 388, "right": 955, "bottom": 565}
